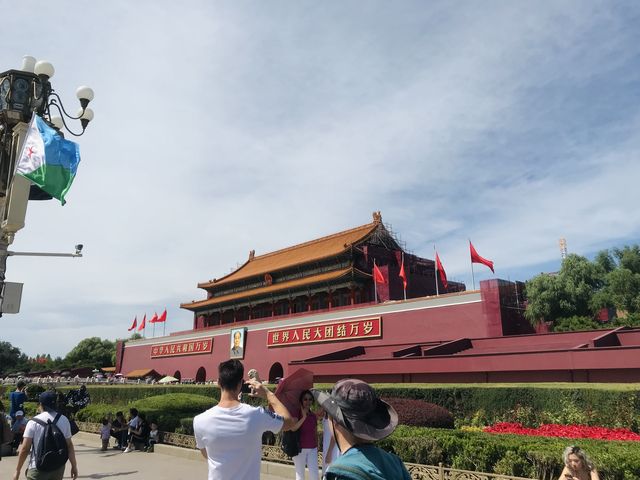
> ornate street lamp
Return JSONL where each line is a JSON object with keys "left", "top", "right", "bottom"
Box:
{"left": 0, "top": 56, "right": 95, "bottom": 314}
{"left": 0, "top": 56, "right": 94, "bottom": 135}
{"left": 0, "top": 56, "right": 95, "bottom": 201}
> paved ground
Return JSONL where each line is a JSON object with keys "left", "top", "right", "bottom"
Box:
{"left": 0, "top": 432, "right": 302, "bottom": 479}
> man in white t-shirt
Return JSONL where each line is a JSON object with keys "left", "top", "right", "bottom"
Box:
{"left": 12, "top": 391, "right": 78, "bottom": 480}
{"left": 193, "top": 359, "right": 295, "bottom": 480}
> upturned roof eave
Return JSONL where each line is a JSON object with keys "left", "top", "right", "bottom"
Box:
{"left": 181, "top": 267, "right": 372, "bottom": 312}
{"left": 195, "top": 221, "right": 379, "bottom": 290}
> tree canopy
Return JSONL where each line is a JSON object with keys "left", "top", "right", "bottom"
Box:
{"left": 0, "top": 341, "right": 30, "bottom": 377}
{"left": 65, "top": 337, "right": 116, "bottom": 368}
{"left": 525, "top": 245, "right": 640, "bottom": 331}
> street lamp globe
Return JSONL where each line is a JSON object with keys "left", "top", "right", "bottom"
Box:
{"left": 34, "top": 60, "right": 54, "bottom": 80}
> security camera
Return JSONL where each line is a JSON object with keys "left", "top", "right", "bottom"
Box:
{"left": 75, "top": 244, "right": 83, "bottom": 255}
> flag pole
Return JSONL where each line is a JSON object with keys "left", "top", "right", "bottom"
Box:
{"left": 402, "top": 252, "right": 407, "bottom": 300}
{"left": 373, "top": 259, "right": 379, "bottom": 303}
{"left": 469, "top": 239, "right": 476, "bottom": 290}
{"left": 471, "top": 263, "right": 476, "bottom": 291}
{"left": 152, "top": 318, "right": 156, "bottom": 338}
{"left": 163, "top": 310, "right": 166, "bottom": 337}
{"left": 434, "top": 246, "right": 439, "bottom": 296}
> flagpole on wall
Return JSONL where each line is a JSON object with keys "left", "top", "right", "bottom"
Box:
{"left": 373, "top": 259, "right": 379, "bottom": 303}
{"left": 402, "top": 253, "right": 407, "bottom": 300}
{"left": 163, "top": 310, "right": 166, "bottom": 337}
{"left": 434, "top": 246, "right": 439, "bottom": 296}
{"left": 471, "top": 263, "right": 476, "bottom": 291}
{"left": 152, "top": 319, "right": 156, "bottom": 338}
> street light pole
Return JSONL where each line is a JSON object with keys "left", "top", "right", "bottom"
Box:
{"left": 0, "top": 55, "right": 94, "bottom": 313}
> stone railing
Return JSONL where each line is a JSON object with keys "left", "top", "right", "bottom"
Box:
{"left": 76, "top": 422, "right": 533, "bottom": 480}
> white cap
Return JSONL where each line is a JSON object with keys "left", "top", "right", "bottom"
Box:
{"left": 15, "top": 410, "right": 24, "bottom": 416}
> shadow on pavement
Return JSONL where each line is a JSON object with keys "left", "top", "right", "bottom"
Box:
{"left": 77, "top": 472, "right": 138, "bottom": 479}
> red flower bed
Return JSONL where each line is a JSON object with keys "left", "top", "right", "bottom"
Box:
{"left": 484, "top": 422, "right": 640, "bottom": 441}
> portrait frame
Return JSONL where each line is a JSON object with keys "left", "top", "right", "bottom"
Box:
{"left": 230, "top": 327, "right": 247, "bottom": 359}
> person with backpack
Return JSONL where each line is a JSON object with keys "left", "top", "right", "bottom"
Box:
{"left": 11, "top": 391, "right": 78, "bottom": 480}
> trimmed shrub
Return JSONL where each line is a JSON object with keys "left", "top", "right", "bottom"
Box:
{"left": 131, "top": 393, "right": 215, "bottom": 432}
{"left": 56, "top": 385, "right": 219, "bottom": 405}
{"left": 76, "top": 393, "right": 216, "bottom": 433}
{"left": 492, "top": 450, "right": 534, "bottom": 478}
{"left": 384, "top": 397, "right": 454, "bottom": 428}
{"left": 175, "top": 417, "right": 194, "bottom": 435}
{"left": 75, "top": 403, "right": 126, "bottom": 423}
{"left": 383, "top": 426, "right": 640, "bottom": 479}
{"left": 25, "top": 384, "right": 46, "bottom": 402}
{"left": 367, "top": 384, "right": 640, "bottom": 430}
{"left": 22, "top": 401, "right": 38, "bottom": 417}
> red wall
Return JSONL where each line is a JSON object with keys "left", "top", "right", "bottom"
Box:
{"left": 120, "top": 293, "right": 491, "bottom": 381}
{"left": 119, "top": 280, "right": 640, "bottom": 384}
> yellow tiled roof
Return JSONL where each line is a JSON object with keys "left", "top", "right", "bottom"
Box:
{"left": 197, "top": 220, "right": 379, "bottom": 289}
{"left": 124, "top": 368, "right": 160, "bottom": 378}
{"left": 182, "top": 267, "right": 370, "bottom": 311}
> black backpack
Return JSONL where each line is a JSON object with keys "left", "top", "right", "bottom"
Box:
{"left": 31, "top": 413, "right": 69, "bottom": 471}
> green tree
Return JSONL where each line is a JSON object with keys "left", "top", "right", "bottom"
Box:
{"left": 524, "top": 274, "right": 565, "bottom": 325}
{"left": 558, "top": 254, "right": 604, "bottom": 317}
{"left": 525, "top": 254, "right": 604, "bottom": 325}
{"left": 614, "top": 245, "right": 640, "bottom": 274}
{"left": 606, "top": 267, "right": 640, "bottom": 313}
{"left": 525, "top": 246, "right": 640, "bottom": 330}
{"left": 594, "top": 249, "right": 616, "bottom": 274}
{"left": 0, "top": 341, "right": 29, "bottom": 376}
{"left": 64, "top": 337, "right": 115, "bottom": 368}
{"left": 592, "top": 245, "right": 640, "bottom": 315}
{"left": 552, "top": 315, "right": 602, "bottom": 332}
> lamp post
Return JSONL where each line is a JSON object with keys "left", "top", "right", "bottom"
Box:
{"left": 0, "top": 55, "right": 94, "bottom": 313}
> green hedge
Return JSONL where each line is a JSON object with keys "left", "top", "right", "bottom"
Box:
{"left": 380, "top": 426, "right": 640, "bottom": 479}
{"left": 75, "top": 393, "right": 217, "bottom": 432}
{"left": 23, "top": 383, "right": 640, "bottom": 430}
{"left": 56, "top": 385, "right": 219, "bottom": 405}
{"left": 366, "top": 384, "right": 640, "bottom": 429}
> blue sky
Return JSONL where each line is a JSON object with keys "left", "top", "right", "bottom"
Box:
{"left": 1, "top": 1, "right": 639, "bottom": 358}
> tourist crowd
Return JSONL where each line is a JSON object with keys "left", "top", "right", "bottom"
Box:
{"left": 3, "top": 368, "right": 601, "bottom": 480}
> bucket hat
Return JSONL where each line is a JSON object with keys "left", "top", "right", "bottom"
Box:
{"left": 312, "top": 379, "right": 397, "bottom": 441}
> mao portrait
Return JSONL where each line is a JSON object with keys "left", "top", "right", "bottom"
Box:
{"left": 230, "top": 328, "right": 246, "bottom": 359}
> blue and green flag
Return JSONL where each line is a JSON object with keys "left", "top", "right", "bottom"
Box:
{"left": 16, "top": 115, "right": 81, "bottom": 205}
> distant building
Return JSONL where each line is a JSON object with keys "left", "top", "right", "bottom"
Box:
{"left": 116, "top": 213, "right": 640, "bottom": 384}
{"left": 182, "top": 211, "right": 464, "bottom": 329}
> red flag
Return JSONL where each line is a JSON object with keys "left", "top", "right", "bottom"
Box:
{"left": 155, "top": 309, "right": 167, "bottom": 323}
{"left": 398, "top": 257, "right": 407, "bottom": 289}
{"left": 138, "top": 314, "right": 146, "bottom": 331}
{"left": 373, "top": 263, "right": 386, "bottom": 284}
{"left": 435, "top": 252, "right": 448, "bottom": 290}
{"left": 149, "top": 312, "right": 159, "bottom": 324}
{"left": 127, "top": 317, "right": 137, "bottom": 331}
{"left": 470, "top": 241, "right": 494, "bottom": 273}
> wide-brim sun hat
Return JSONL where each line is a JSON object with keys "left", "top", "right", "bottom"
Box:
{"left": 312, "top": 378, "right": 398, "bottom": 442}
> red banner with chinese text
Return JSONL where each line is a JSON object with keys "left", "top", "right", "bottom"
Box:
{"left": 151, "top": 337, "right": 213, "bottom": 358}
{"left": 267, "top": 318, "right": 381, "bottom": 347}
